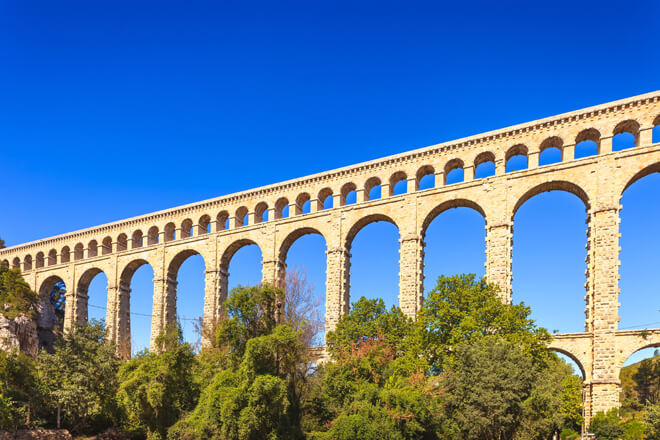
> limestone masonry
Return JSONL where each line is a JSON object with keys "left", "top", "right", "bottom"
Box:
{"left": 2, "top": 91, "right": 660, "bottom": 425}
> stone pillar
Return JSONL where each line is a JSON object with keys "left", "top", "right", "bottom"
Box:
{"left": 434, "top": 171, "right": 444, "bottom": 187}
{"left": 563, "top": 144, "right": 575, "bottom": 161}
{"left": 381, "top": 183, "right": 391, "bottom": 197}
{"left": 463, "top": 165, "right": 475, "bottom": 181}
{"left": 355, "top": 189, "right": 365, "bottom": 203}
{"left": 528, "top": 151, "right": 539, "bottom": 169}
{"left": 495, "top": 158, "right": 506, "bottom": 175}
{"left": 639, "top": 126, "right": 654, "bottom": 146}
{"left": 325, "top": 246, "right": 350, "bottom": 333}
{"left": 586, "top": 207, "right": 621, "bottom": 419}
{"left": 485, "top": 223, "right": 513, "bottom": 302}
{"left": 201, "top": 268, "right": 228, "bottom": 348}
{"left": 600, "top": 135, "right": 613, "bottom": 154}
{"left": 406, "top": 177, "right": 416, "bottom": 192}
{"left": 398, "top": 234, "right": 424, "bottom": 319}
{"left": 262, "top": 257, "right": 286, "bottom": 288}
{"left": 149, "top": 276, "right": 177, "bottom": 352}
{"left": 113, "top": 281, "right": 131, "bottom": 359}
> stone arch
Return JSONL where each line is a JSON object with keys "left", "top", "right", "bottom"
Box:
{"left": 132, "top": 230, "right": 143, "bottom": 248}
{"left": 220, "top": 238, "right": 261, "bottom": 270}
{"left": 421, "top": 198, "right": 487, "bottom": 238}
{"left": 181, "top": 219, "right": 193, "bottom": 238}
{"left": 575, "top": 128, "right": 601, "bottom": 157}
{"left": 164, "top": 222, "right": 176, "bottom": 241}
{"left": 35, "top": 252, "right": 45, "bottom": 268}
{"left": 389, "top": 171, "right": 407, "bottom": 196}
{"left": 235, "top": 206, "right": 249, "bottom": 227}
{"left": 198, "top": 214, "right": 211, "bottom": 234}
{"left": 416, "top": 165, "right": 435, "bottom": 190}
{"left": 444, "top": 158, "right": 464, "bottom": 184}
{"left": 37, "top": 274, "right": 67, "bottom": 353}
{"left": 119, "top": 258, "right": 152, "bottom": 284}
{"left": 88, "top": 240, "right": 98, "bottom": 258}
{"left": 117, "top": 234, "right": 128, "bottom": 251}
{"left": 613, "top": 119, "right": 640, "bottom": 146}
{"left": 340, "top": 182, "right": 357, "bottom": 206}
{"left": 364, "top": 176, "right": 382, "bottom": 201}
{"left": 12, "top": 257, "right": 20, "bottom": 269}
{"left": 318, "top": 188, "right": 333, "bottom": 209}
{"left": 74, "top": 243, "right": 84, "bottom": 261}
{"left": 548, "top": 347, "right": 587, "bottom": 380}
{"left": 344, "top": 213, "right": 399, "bottom": 250}
{"left": 23, "top": 255, "right": 32, "bottom": 271}
{"left": 275, "top": 197, "right": 289, "bottom": 219}
{"left": 295, "top": 192, "right": 311, "bottom": 215}
{"left": 0, "top": 260, "right": 7, "bottom": 269}
{"left": 617, "top": 337, "right": 660, "bottom": 375}
{"left": 147, "top": 226, "right": 159, "bottom": 246}
{"left": 254, "top": 203, "right": 268, "bottom": 224}
{"left": 216, "top": 211, "right": 229, "bottom": 231}
{"left": 474, "top": 152, "right": 496, "bottom": 178}
{"left": 48, "top": 249, "right": 57, "bottom": 266}
{"left": 621, "top": 162, "right": 660, "bottom": 195}
{"left": 512, "top": 180, "right": 590, "bottom": 219}
{"left": 167, "top": 248, "right": 205, "bottom": 279}
{"left": 278, "top": 227, "right": 326, "bottom": 263}
{"left": 102, "top": 237, "right": 113, "bottom": 255}
{"left": 539, "top": 136, "right": 564, "bottom": 165}
{"left": 61, "top": 246, "right": 70, "bottom": 263}
{"left": 505, "top": 144, "right": 529, "bottom": 172}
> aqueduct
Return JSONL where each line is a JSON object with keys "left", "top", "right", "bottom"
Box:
{"left": 2, "top": 91, "right": 660, "bottom": 424}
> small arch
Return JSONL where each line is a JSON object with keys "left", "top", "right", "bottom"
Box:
{"left": 198, "top": 214, "right": 211, "bottom": 234}
{"left": 275, "top": 197, "right": 290, "bottom": 219}
{"left": 88, "top": 240, "right": 98, "bottom": 258}
{"left": 24, "top": 255, "right": 32, "bottom": 271}
{"left": 364, "top": 177, "right": 382, "bottom": 201}
{"left": 74, "top": 243, "right": 84, "bottom": 261}
{"left": 181, "top": 219, "right": 193, "bottom": 238}
{"left": 612, "top": 119, "right": 640, "bottom": 151}
{"left": 575, "top": 128, "right": 600, "bottom": 158}
{"left": 340, "top": 183, "right": 357, "bottom": 206}
{"left": 318, "top": 188, "right": 334, "bottom": 210}
{"left": 35, "top": 252, "right": 45, "bottom": 269}
{"left": 505, "top": 144, "right": 528, "bottom": 172}
{"left": 539, "top": 136, "right": 563, "bottom": 166}
{"left": 131, "top": 230, "right": 143, "bottom": 249}
{"left": 421, "top": 199, "right": 486, "bottom": 237}
{"left": 444, "top": 159, "right": 464, "bottom": 185}
{"left": 345, "top": 213, "right": 398, "bottom": 249}
{"left": 474, "top": 152, "right": 496, "bottom": 178}
{"left": 416, "top": 165, "right": 435, "bottom": 190}
{"left": 653, "top": 115, "right": 660, "bottom": 144}
{"left": 47, "top": 249, "right": 57, "bottom": 266}
{"left": 117, "top": 234, "right": 128, "bottom": 251}
{"left": 235, "top": 206, "right": 249, "bottom": 227}
{"left": 295, "top": 192, "right": 311, "bottom": 215}
{"left": 147, "top": 226, "right": 159, "bottom": 246}
{"left": 512, "top": 180, "right": 590, "bottom": 219}
{"left": 389, "top": 171, "right": 408, "bottom": 196}
{"left": 61, "top": 246, "right": 70, "bottom": 263}
{"left": 12, "top": 257, "right": 20, "bottom": 269}
{"left": 102, "top": 237, "right": 113, "bottom": 255}
{"left": 164, "top": 222, "right": 176, "bottom": 242}
{"left": 216, "top": 211, "right": 229, "bottom": 231}
{"left": 254, "top": 203, "right": 269, "bottom": 224}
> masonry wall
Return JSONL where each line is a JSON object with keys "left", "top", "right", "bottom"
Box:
{"left": 2, "top": 91, "right": 660, "bottom": 427}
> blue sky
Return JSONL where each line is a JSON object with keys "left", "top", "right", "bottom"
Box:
{"left": 1, "top": 1, "right": 659, "bottom": 367}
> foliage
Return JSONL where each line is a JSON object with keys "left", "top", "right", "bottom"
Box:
{"left": 414, "top": 274, "right": 551, "bottom": 373}
{"left": 116, "top": 325, "right": 198, "bottom": 439}
{"left": 0, "top": 265, "right": 38, "bottom": 320}
{"left": 0, "top": 350, "right": 39, "bottom": 429}
{"left": 38, "top": 321, "right": 121, "bottom": 434}
{"left": 644, "top": 403, "right": 660, "bottom": 439}
{"left": 589, "top": 409, "right": 625, "bottom": 440}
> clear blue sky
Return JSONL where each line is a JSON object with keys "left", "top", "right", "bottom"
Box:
{"left": 1, "top": 1, "right": 659, "bottom": 367}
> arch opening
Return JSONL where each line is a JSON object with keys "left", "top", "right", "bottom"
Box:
{"left": 120, "top": 259, "right": 155, "bottom": 356}
{"left": 37, "top": 276, "right": 66, "bottom": 353}
{"left": 83, "top": 269, "right": 109, "bottom": 325}
{"left": 222, "top": 240, "right": 263, "bottom": 293}
{"left": 275, "top": 198, "right": 290, "bottom": 219}
{"left": 389, "top": 172, "right": 407, "bottom": 196}
{"left": 117, "top": 234, "right": 128, "bottom": 251}
{"left": 235, "top": 207, "right": 249, "bottom": 227}
{"left": 619, "top": 346, "right": 660, "bottom": 416}
{"left": 217, "top": 211, "right": 229, "bottom": 231}
{"left": 74, "top": 244, "right": 84, "bottom": 261}
{"left": 653, "top": 115, "right": 660, "bottom": 144}
{"left": 88, "top": 240, "right": 98, "bottom": 258}
{"left": 341, "top": 183, "right": 357, "bottom": 206}
{"left": 505, "top": 144, "right": 528, "bottom": 172}
{"left": 168, "top": 250, "right": 206, "bottom": 348}
{"left": 318, "top": 188, "right": 333, "bottom": 210}
{"left": 131, "top": 230, "right": 143, "bottom": 249}
{"left": 147, "top": 227, "right": 159, "bottom": 246}
{"left": 513, "top": 185, "right": 589, "bottom": 333}
{"left": 474, "top": 152, "right": 495, "bottom": 179}
{"left": 612, "top": 119, "right": 640, "bottom": 151}
{"left": 181, "top": 219, "right": 194, "bottom": 238}
{"left": 254, "top": 203, "right": 269, "bottom": 224}
{"left": 295, "top": 193, "right": 311, "bottom": 215}
{"left": 102, "top": 237, "right": 113, "bottom": 254}
{"left": 445, "top": 159, "right": 464, "bottom": 185}
{"left": 416, "top": 165, "right": 435, "bottom": 191}
{"left": 364, "top": 177, "right": 382, "bottom": 201}
{"left": 35, "top": 252, "right": 45, "bottom": 269}
{"left": 575, "top": 128, "right": 600, "bottom": 158}
{"left": 198, "top": 215, "right": 211, "bottom": 234}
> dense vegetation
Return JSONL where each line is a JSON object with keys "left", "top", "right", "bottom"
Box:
{"left": 0, "top": 264, "right": 656, "bottom": 439}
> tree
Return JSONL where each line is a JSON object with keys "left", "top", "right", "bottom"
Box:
{"left": 38, "top": 321, "right": 121, "bottom": 434}
{"left": 588, "top": 409, "right": 624, "bottom": 440}
{"left": 644, "top": 403, "right": 660, "bottom": 439}
{"left": 0, "top": 350, "right": 40, "bottom": 429}
{"left": 414, "top": 274, "right": 551, "bottom": 373}
{"left": 281, "top": 266, "right": 324, "bottom": 349}
{"left": 116, "top": 325, "right": 199, "bottom": 439}
{"left": 0, "top": 265, "right": 38, "bottom": 320}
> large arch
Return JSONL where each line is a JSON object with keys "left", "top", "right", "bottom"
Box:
{"left": 119, "top": 258, "right": 155, "bottom": 357}
{"left": 621, "top": 162, "right": 660, "bottom": 195}
{"left": 421, "top": 198, "right": 486, "bottom": 237}
{"left": 512, "top": 182, "right": 590, "bottom": 334}
{"left": 344, "top": 213, "right": 398, "bottom": 250}
{"left": 77, "top": 267, "right": 106, "bottom": 324}
{"left": 37, "top": 275, "right": 67, "bottom": 353}
{"left": 167, "top": 249, "right": 207, "bottom": 346}
{"left": 548, "top": 347, "right": 587, "bottom": 380}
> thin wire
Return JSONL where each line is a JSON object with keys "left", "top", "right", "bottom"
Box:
{"left": 619, "top": 321, "right": 660, "bottom": 330}
{"left": 88, "top": 303, "right": 199, "bottom": 321}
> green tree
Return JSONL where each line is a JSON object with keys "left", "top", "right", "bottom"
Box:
{"left": 38, "top": 321, "right": 121, "bottom": 434}
{"left": 644, "top": 403, "right": 660, "bottom": 439}
{"left": 414, "top": 274, "right": 551, "bottom": 373}
{"left": 116, "top": 325, "right": 198, "bottom": 439}
{"left": 0, "top": 350, "right": 40, "bottom": 429}
{"left": 589, "top": 409, "right": 624, "bottom": 440}
{"left": 0, "top": 265, "right": 38, "bottom": 320}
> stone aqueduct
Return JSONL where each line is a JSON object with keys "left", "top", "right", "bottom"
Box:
{"left": 2, "top": 91, "right": 660, "bottom": 423}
